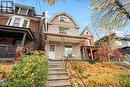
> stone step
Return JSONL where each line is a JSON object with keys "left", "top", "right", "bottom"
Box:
{"left": 49, "top": 70, "right": 67, "bottom": 75}
{"left": 47, "top": 79, "right": 72, "bottom": 87}
{"left": 48, "top": 74, "right": 69, "bottom": 81}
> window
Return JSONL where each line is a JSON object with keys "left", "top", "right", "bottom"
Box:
{"left": 13, "top": 18, "right": 21, "bottom": 27}
{"left": 115, "top": 41, "right": 122, "bottom": 46}
{"left": 19, "top": 8, "right": 27, "bottom": 15}
{"left": 86, "top": 39, "right": 90, "bottom": 46}
{"left": 28, "top": 10, "right": 34, "bottom": 16}
{"left": 86, "top": 31, "right": 89, "bottom": 35}
{"left": 15, "top": 7, "right": 19, "bottom": 14}
{"left": 65, "top": 46, "right": 73, "bottom": 57}
{"left": 59, "top": 16, "right": 69, "bottom": 22}
{"left": 50, "top": 45, "right": 55, "bottom": 51}
{"left": 59, "top": 27, "right": 69, "bottom": 34}
{"left": 8, "top": 16, "right": 30, "bottom": 28}
{"left": 23, "top": 20, "right": 28, "bottom": 28}
{"left": 127, "top": 41, "right": 130, "bottom": 46}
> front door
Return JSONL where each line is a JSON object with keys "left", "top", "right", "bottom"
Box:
{"left": 49, "top": 45, "right": 55, "bottom": 59}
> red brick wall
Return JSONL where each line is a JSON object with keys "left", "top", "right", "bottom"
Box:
{"left": 0, "top": 37, "right": 14, "bottom": 45}
{"left": 0, "top": 15, "right": 9, "bottom": 25}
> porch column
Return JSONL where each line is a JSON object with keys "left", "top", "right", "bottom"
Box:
{"left": 21, "top": 33, "right": 27, "bottom": 46}
{"left": 90, "top": 48, "right": 94, "bottom": 61}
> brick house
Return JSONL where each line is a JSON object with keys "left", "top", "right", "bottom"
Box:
{"left": 80, "top": 26, "right": 97, "bottom": 60}
{"left": 0, "top": 4, "right": 45, "bottom": 60}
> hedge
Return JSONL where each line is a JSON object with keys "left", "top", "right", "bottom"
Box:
{"left": 3, "top": 55, "right": 48, "bottom": 87}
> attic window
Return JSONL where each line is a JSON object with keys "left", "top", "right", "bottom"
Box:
{"left": 19, "top": 8, "right": 28, "bottom": 15}
{"left": 59, "top": 16, "right": 69, "bottom": 22}
{"left": 86, "top": 32, "right": 88, "bottom": 34}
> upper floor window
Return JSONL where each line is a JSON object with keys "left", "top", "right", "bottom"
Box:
{"left": 115, "top": 41, "right": 122, "bottom": 46}
{"left": 13, "top": 18, "right": 21, "bottom": 27}
{"left": 59, "top": 27, "right": 69, "bottom": 34}
{"left": 19, "top": 8, "right": 28, "bottom": 15}
{"left": 86, "top": 39, "right": 90, "bottom": 46}
{"left": 59, "top": 16, "right": 69, "bottom": 22}
{"left": 8, "top": 16, "right": 30, "bottom": 28}
{"left": 127, "top": 41, "right": 130, "bottom": 46}
{"left": 86, "top": 31, "right": 89, "bottom": 35}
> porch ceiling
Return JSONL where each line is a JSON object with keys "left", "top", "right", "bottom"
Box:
{"left": 0, "top": 25, "right": 34, "bottom": 40}
{"left": 45, "top": 33, "right": 85, "bottom": 43}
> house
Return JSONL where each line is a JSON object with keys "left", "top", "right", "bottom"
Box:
{"left": 44, "top": 12, "right": 86, "bottom": 60}
{"left": 95, "top": 33, "right": 130, "bottom": 61}
{"left": 80, "top": 26, "right": 96, "bottom": 60}
{"left": 0, "top": 3, "right": 45, "bottom": 60}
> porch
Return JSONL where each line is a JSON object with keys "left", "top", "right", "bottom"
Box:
{"left": 44, "top": 32, "right": 86, "bottom": 60}
{"left": 80, "top": 46, "right": 98, "bottom": 60}
{"left": 0, "top": 25, "right": 34, "bottom": 60}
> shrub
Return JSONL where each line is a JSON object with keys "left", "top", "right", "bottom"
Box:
{"left": 3, "top": 55, "right": 48, "bottom": 87}
{"left": 77, "top": 64, "right": 83, "bottom": 75}
{"left": 32, "top": 50, "right": 46, "bottom": 56}
{"left": 116, "top": 72, "right": 130, "bottom": 87}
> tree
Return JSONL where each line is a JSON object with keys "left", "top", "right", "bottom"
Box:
{"left": 91, "top": 0, "right": 130, "bottom": 30}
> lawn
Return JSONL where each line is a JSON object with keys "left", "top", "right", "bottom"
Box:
{"left": 66, "top": 61, "right": 130, "bottom": 87}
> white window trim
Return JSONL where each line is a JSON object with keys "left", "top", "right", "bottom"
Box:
{"left": 59, "top": 16, "right": 69, "bottom": 22}
{"left": 18, "top": 7, "right": 28, "bottom": 15}
{"left": 7, "top": 16, "right": 13, "bottom": 25}
{"left": 9, "top": 16, "right": 30, "bottom": 28}
{"left": 26, "top": 9, "right": 29, "bottom": 15}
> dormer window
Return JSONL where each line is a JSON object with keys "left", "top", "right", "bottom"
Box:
{"left": 19, "top": 8, "right": 28, "bottom": 15}
{"left": 59, "top": 16, "right": 69, "bottom": 22}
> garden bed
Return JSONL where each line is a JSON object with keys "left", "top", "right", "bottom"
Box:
{"left": 66, "top": 61, "right": 130, "bottom": 87}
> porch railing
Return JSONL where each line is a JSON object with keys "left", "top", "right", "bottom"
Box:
{"left": 0, "top": 45, "right": 16, "bottom": 60}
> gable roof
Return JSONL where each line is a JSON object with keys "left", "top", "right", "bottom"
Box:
{"left": 48, "top": 12, "right": 79, "bottom": 28}
{"left": 80, "top": 26, "right": 93, "bottom": 35}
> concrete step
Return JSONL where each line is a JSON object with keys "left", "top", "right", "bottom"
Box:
{"left": 49, "top": 64, "right": 63, "bottom": 68}
{"left": 47, "top": 79, "right": 72, "bottom": 87}
{"left": 49, "top": 70, "right": 67, "bottom": 75}
{"left": 49, "top": 68, "right": 65, "bottom": 71}
{"left": 48, "top": 74, "right": 69, "bottom": 81}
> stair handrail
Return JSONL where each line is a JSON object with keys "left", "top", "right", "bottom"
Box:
{"left": 65, "top": 58, "right": 87, "bottom": 87}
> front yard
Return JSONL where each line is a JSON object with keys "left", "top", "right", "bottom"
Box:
{"left": 0, "top": 55, "right": 48, "bottom": 87}
{"left": 66, "top": 61, "right": 130, "bottom": 87}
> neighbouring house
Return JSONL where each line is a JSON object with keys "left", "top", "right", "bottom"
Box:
{"left": 44, "top": 12, "right": 86, "bottom": 60}
{"left": 80, "top": 26, "right": 97, "bottom": 60}
{"left": 0, "top": 3, "right": 45, "bottom": 60}
{"left": 95, "top": 33, "right": 130, "bottom": 61}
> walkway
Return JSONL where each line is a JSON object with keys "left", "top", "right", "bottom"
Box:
{"left": 47, "top": 60, "right": 73, "bottom": 87}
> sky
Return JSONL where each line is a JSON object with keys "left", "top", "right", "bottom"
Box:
{"left": 15, "top": 0, "right": 130, "bottom": 41}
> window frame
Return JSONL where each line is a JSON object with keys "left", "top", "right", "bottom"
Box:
{"left": 59, "top": 16, "right": 69, "bottom": 22}
{"left": 18, "top": 8, "right": 29, "bottom": 15}
{"left": 59, "top": 27, "right": 69, "bottom": 34}
{"left": 8, "top": 16, "right": 30, "bottom": 28}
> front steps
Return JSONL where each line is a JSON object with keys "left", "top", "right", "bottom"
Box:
{"left": 47, "top": 60, "right": 72, "bottom": 87}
